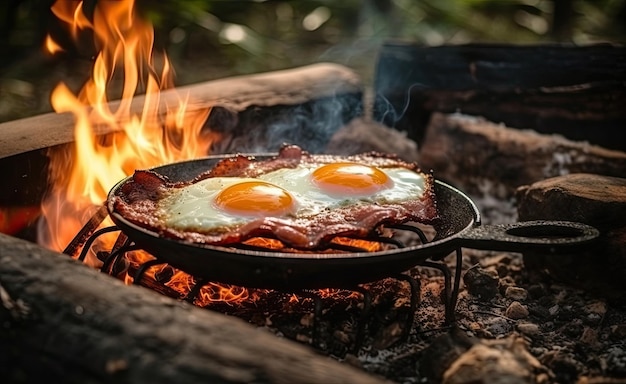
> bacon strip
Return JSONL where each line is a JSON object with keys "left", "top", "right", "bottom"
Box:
{"left": 111, "top": 145, "right": 438, "bottom": 250}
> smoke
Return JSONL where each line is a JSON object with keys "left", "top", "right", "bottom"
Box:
{"left": 211, "top": 92, "right": 363, "bottom": 155}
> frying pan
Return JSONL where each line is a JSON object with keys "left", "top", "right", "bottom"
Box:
{"left": 106, "top": 154, "right": 599, "bottom": 290}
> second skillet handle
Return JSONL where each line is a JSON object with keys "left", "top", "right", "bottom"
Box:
{"left": 457, "top": 220, "right": 600, "bottom": 253}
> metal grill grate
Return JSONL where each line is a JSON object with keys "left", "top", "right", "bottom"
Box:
{"left": 64, "top": 204, "right": 464, "bottom": 351}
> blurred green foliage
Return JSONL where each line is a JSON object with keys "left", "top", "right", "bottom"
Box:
{"left": 132, "top": 0, "right": 626, "bottom": 77}
{"left": 0, "top": 0, "right": 624, "bottom": 121}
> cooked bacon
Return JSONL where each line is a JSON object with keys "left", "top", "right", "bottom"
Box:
{"left": 192, "top": 144, "right": 423, "bottom": 181}
{"left": 110, "top": 145, "right": 438, "bottom": 250}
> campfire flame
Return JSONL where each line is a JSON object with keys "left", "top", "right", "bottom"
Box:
{"left": 40, "top": 0, "right": 369, "bottom": 307}
{"left": 39, "top": 0, "right": 254, "bottom": 304}
{"left": 44, "top": 34, "right": 64, "bottom": 54}
{"left": 41, "top": 0, "right": 213, "bottom": 253}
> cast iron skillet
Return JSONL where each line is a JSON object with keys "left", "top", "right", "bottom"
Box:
{"left": 106, "top": 154, "right": 599, "bottom": 290}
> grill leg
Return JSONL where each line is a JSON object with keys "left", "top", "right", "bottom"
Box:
{"left": 63, "top": 205, "right": 109, "bottom": 257}
{"left": 394, "top": 273, "right": 421, "bottom": 341}
{"left": 184, "top": 278, "right": 210, "bottom": 304}
{"left": 423, "top": 249, "right": 463, "bottom": 325}
{"left": 299, "top": 290, "right": 323, "bottom": 349}
{"left": 133, "top": 259, "right": 166, "bottom": 285}
{"left": 352, "top": 286, "right": 372, "bottom": 354}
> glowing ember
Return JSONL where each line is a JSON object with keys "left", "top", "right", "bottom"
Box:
{"left": 39, "top": 0, "right": 214, "bottom": 257}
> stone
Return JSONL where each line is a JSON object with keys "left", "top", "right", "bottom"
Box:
{"left": 484, "top": 317, "right": 513, "bottom": 337}
{"left": 463, "top": 266, "right": 500, "bottom": 301}
{"left": 541, "top": 350, "right": 584, "bottom": 383}
{"left": 516, "top": 322, "right": 540, "bottom": 337}
{"left": 516, "top": 173, "right": 626, "bottom": 305}
{"left": 505, "top": 301, "right": 530, "bottom": 320}
{"left": 442, "top": 337, "right": 546, "bottom": 384}
{"left": 505, "top": 286, "right": 529, "bottom": 301}
{"left": 579, "top": 327, "right": 599, "bottom": 347}
{"left": 610, "top": 324, "right": 626, "bottom": 341}
{"left": 605, "top": 346, "right": 626, "bottom": 377}
{"left": 419, "top": 327, "right": 477, "bottom": 382}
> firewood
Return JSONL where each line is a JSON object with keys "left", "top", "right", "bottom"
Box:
{"left": 0, "top": 63, "right": 362, "bottom": 159}
{"left": 0, "top": 233, "right": 386, "bottom": 384}
{"left": 0, "top": 63, "right": 363, "bottom": 206}
{"left": 419, "top": 113, "right": 626, "bottom": 199}
{"left": 516, "top": 173, "right": 626, "bottom": 305}
{"left": 374, "top": 43, "right": 626, "bottom": 152}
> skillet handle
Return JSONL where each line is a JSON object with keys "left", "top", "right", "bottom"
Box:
{"left": 457, "top": 220, "right": 600, "bottom": 253}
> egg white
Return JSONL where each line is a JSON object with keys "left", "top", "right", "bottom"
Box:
{"left": 158, "top": 165, "right": 426, "bottom": 232}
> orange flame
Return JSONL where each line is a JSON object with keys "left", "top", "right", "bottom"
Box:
{"left": 44, "top": 34, "right": 65, "bottom": 54}
{"left": 40, "top": 0, "right": 214, "bottom": 258}
{"left": 40, "top": 0, "right": 368, "bottom": 307}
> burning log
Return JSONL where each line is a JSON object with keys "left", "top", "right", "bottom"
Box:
{"left": 0, "top": 233, "right": 386, "bottom": 384}
{"left": 0, "top": 63, "right": 361, "bottom": 160}
{"left": 0, "top": 63, "right": 363, "bottom": 209}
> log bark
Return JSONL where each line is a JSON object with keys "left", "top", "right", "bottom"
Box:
{"left": 0, "top": 233, "right": 386, "bottom": 384}
{"left": 0, "top": 63, "right": 363, "bottom": 206}
{"left": 0, "top": 63, "right": 362, "bottom": 159}
{"left": 419, "top": 113, "right": 626, "bottom": 199}
{"left": 374, "top": 43, "right": 626, "bottom": 151}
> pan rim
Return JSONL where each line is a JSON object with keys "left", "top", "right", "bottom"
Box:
{"left": 106, "top": 153, "right": 481, "bottom": 261}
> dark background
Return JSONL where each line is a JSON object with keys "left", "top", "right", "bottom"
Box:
{"left": 1, "top": 0, "right": 625, "bottom": 123}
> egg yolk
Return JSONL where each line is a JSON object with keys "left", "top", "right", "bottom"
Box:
{"left": 215, "top": 181, "right": 295, "bottom": 217}
{"left": 312, "top": 162, "right": 392, "bottom": 196}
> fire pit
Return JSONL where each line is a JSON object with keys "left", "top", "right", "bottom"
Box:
{"left": 1, "top": 1, "right": 626, "bottom": 383}
{"left": 1, "top": 66, "right": 625, "bottom": 383}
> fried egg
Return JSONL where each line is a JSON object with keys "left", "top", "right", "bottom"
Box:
{"left": 111, "top": 145, "right": 438, "bottom": 249}
{"left": 157, "top": 162, "right": 427, "bottom": 233}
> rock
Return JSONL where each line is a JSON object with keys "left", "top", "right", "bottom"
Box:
{"left": 463, "top": 266, "right": 500, "bottom": 301}
{"left": 583, "top": 301, "right": 607, "bottom": 326}
{"left": 516, "top": 322, "right": 540, "bottom": 337}
{"left": 442, "top": 337, "right": 547, "bottom": 384}
{"left": 527, "top": 284, "right": 548, "bottom": 300}
{"left": 419, "top": 327, "right": 477, "bottom": 382}
{"left": 486, "top": 317, "right": 514, "bottom": 337}
{"left": 609, "top": 324, "right": 626, "bottom": 341}
{"left": 560, "top": 320, "right": 585, "bottom": 338}
{"left": 516, "top": 173, "right": 626, "bottom": 305}
{"left": 506, "top": 301, "right": 530, "bottom": 320}
{"left": 541, "top": 350, "right": 583, "bottom": 383}
{"left": 583, "top": 301, "right": 608, "bottom": 318}
{"left": 505, "top": 287, "right": 529, "bottom": 301}
{"left": 604, "top": 346, "right": 626, "bottom": 377}
{"left": 579, "top": 327, "right": 599, "bottom": 347}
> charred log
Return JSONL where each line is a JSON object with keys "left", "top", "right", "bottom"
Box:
{"left": 374, "top": 43, "right": 626, "bottom": 151}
